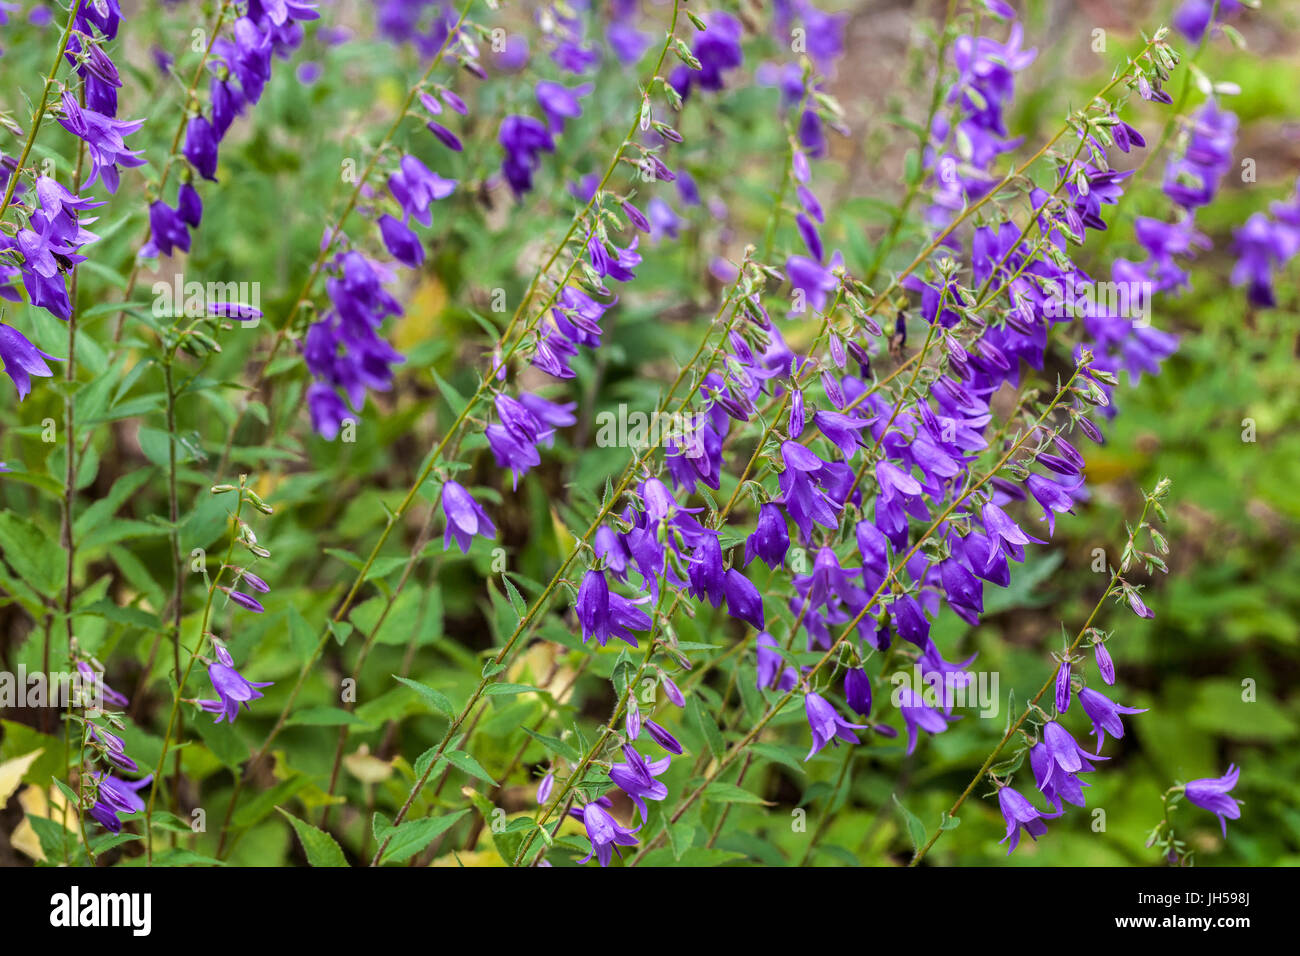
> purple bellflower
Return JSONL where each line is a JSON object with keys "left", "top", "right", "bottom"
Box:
{"left": 1077, "top": 686, "right": 1146, "bottom": 749}
{"left": 608, "top": 745, "right": 670, "bottom": 822}
{"left": 578, "top": 803, "right": 640, "bottom": 867}
{"left": 441, "top": 481, "right": 496, "bottom": 553}
{"left": 804, "top": 691, "right": 867, "bottom": 760}
{"left": 997, "top": 784, "right": 1062, "bottom": 854}
{"left": 1184, "top": 764, "right": 1243, "bottom": 837}
{"left": 88, "top": 773, "right": 152, "bottom": 833}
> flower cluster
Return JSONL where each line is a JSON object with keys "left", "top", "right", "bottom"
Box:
{"left": 71, "top": 659, "right": 153, "bottom": 835}
{"left": 494, "top": 5, "right": 604, "bottom": 198}
{"left": 925, "top": 18, "right": 1036, "bottom": 226}
{"left": 143, "top": 1, "right": 319, "bottom": 258}
{"left": 987, "top": 480, "right": 1183, "bottom": 854}
{"left": 4, "top": 0, "right": 1274, "bottom": 870}
{"left": 431, "top": 6, "right": 741, "bottom": 563}
{"left": 199, "top": 641, "right": 274, "bottom": 724}
{"left": 304, "top": 49, "right": 469, "bottom": 439}
{"left": 376, "top": 0, "right": 460, "bottom": 57}
{"left": 319, "top": 4, "right": 1259, "bottom": 870}
{"left": 0, "top": 1, "right": 141, "bottom": 398}
{"left": 193, "top": 481, "right": 277, "bottom": 725}
{"left": 1231, "top": 178, "right": 1300, "bottom": 307}
{"left": 758, "top": 10, "right": 1177, "bottom": 768}
{"left": 1173, "top": 0, "right": 1243, "bottom": 43}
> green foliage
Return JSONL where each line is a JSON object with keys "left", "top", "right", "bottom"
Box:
{"left": 1, "top": 1, "right": 1297, "bottom": 870}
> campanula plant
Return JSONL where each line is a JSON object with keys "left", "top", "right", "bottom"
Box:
{"left": 0, "top": 0, "right": 1294, "bottom": 873}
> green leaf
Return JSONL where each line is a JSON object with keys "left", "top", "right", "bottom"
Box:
{"left": 0, "top": 513, "right": 63, "bottom": 593}
{"left": 378, "top": 809, "right": 470, "bottom": 864}
{"left": 750, "top": 742, "right": 807, "bottom": 776}
{"left": 276, "top": 808, "right": 348, "bottom": 867}
{"left": 392, "top": 675, "right": 454, "bottom": 716}
{"left": 328, "top": 620, "right": 354, "bottom": 646}
{"left": 74, "top": 469, "right": 154, "bottom": 537}
{"left": 892, "top": 794, "right": 927, "bottom": 852}
{"left": 482, "top": 682, "right": 540, "bottom": 697}
{"left": 704, "top": 781, "right": 771, "bottom": 806}
{"left": 193, "top": 715, "right": 249, "bottom": 769}
{"left": 413, "top": 746, "right": 441, "bottom": 780}
{"left": 233, "top": 775, "right": 312, "bottom": 829}
{"left": 665, "top": 819, "right": 695, "bottom": 861}
{"left": 150, "top": 848, "right": 227, "bottom": 867}
{"left": 27, "top": 815, "right": 78, "bottom": 863}
{"left": 51, "top": 777, "right": 80, "bottom": 808}
{"left": 501, "top": 574, "right": 527, "bottom": 622}
{"left": 431, "top": 369, "right": 468, "bottom": 416}
{"left": 688, "top": 697, "right": 725, "bottom": 759}
{"left": 79, "top": 599, "right": 162, "bottom": 631}
{"left": 521, "top": 728, "right": 581, "bottom": 763}
{"left": 445, "top": 749, "right": 497, "bottom": 786}
{"left": 636, "top": 846, "right": 746, "bottom": 867}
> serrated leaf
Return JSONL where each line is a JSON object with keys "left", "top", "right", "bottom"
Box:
{"left": 392, "top": 675, "right": 454, "bottom": 716}
{"left": 482, "top": 682, "right": 540, "bottom": 697}
{"left": 892, "top": 794, "right": 927, "bottom": 852}
{"left": 704, "top": 781, "right": 771, "bottom": 806}
{"left": 379, "top": 809, "right": 470, "bottom": 864}
{"left": 276, "top": 808, "right": 348, "bottom": 867}
{"left": 521, "top": 728, "right": 580, "bottom": 763}
{"left": 501, "top": 575, "right": 527, "bottom": 622}
{"left": 445, "top": 749, "right": 497, "bottom": 786}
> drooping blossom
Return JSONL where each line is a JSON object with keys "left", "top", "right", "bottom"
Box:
{"left": 1184, "top": 764, "right": 1243, "bottom": 837}
{"left": 441, "top": 480, "right": 496, "bottom": 554}
{"left": 198, "top": 646, "right": 273, "bottom": 724}
{"left": 577, "top": 802, "right": 640, "bottom": 867}
{"left": 997, "top": 785, "right": 1062, "bottom": 854}
{"left": 803, "top": 691, "right": 867, "bottom": 760}
{"left": 608, "top": 745, "right": 670, "bottom": 821}
{"left": 88, "top": 773, "right": 153, "bottom": 833}
{"left": 1077, "top": 686, "right": 1146, "bottom": 749}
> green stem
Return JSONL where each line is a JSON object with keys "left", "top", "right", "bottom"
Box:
{"left": 144, "top": 478, "right": 247, "bottom": 863}
{"left": 0, "top": 0, "right": 83, "bottom": 220}
{"left": 212, "top": 0, "right": 478, "bottom": 474}
{"left": 907, "top": 494, "right": 1157, "bottom": 865}
{"left": 629, "top": 367, "right": 1085, "bottom": 864}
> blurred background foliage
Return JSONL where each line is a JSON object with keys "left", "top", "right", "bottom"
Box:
{"left": 1, "top": 0, "right": 1298, "bottom": 866}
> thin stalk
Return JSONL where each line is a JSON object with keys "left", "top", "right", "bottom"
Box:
{"left": 796, "top": 744, "right": 855, "bottom": 865}
{"left": 162, "top": 359, "right": 185, "bottom": 809}
{"left": 219, "top": 2, "right": 689, "bottom": 858}
{"left": 512, "top": 608, "right": 667, "bottom": 867}
{"left": 0, "top": 0, "right": 83, "bottom": 220}
{"left": 75, "top": 721, "right": 98, "bottom": 867}
{"left": 59, "top": 84, "right": 88, "bottom": 708}
{"left": 629, "top": 368, "right": 1084, "bottom": 864}
{"left": 57, "top": 86, "right": 89, "bottom": 822}
{"left": 212, "top": 0, "right": 477, "bottom": 474}
{"left": 144, "top": 481, "right": 247, "bottom": 863}
{"left": 862, "top": 0, "right": 960, "bottom": 287}
{"left": 907, "top": 494, "right": 1155, "bottom": 865}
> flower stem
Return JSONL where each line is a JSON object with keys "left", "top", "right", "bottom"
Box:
{"left": 628, "top": 367, "right": 1085, "bottom": 864}
{"left": 907, "top": 492, "right": 1157, "bottom": 865}
{"left": 0, "top": 0, "right": 83, "bottom": 221}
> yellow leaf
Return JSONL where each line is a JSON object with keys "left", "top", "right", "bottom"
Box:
{"left": 393, "top": 274, "right": 448, "bottom": 352}
{"left": 550, "top": 506, "right": 575, "bottom": 558}
{"left": 0, "top": 748, "right": 43, "bottom": 810}
{"left": 430, "top": 847, "right": 506, "bottom": 867}
{"left": 343, "top": 744, "right": 395, "bottom": 785}
{"left": 14, "top": 783, "right": 76, "bottom": 862}
{"left": 517, "top": 644, "right": 577, "bottom": 706}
